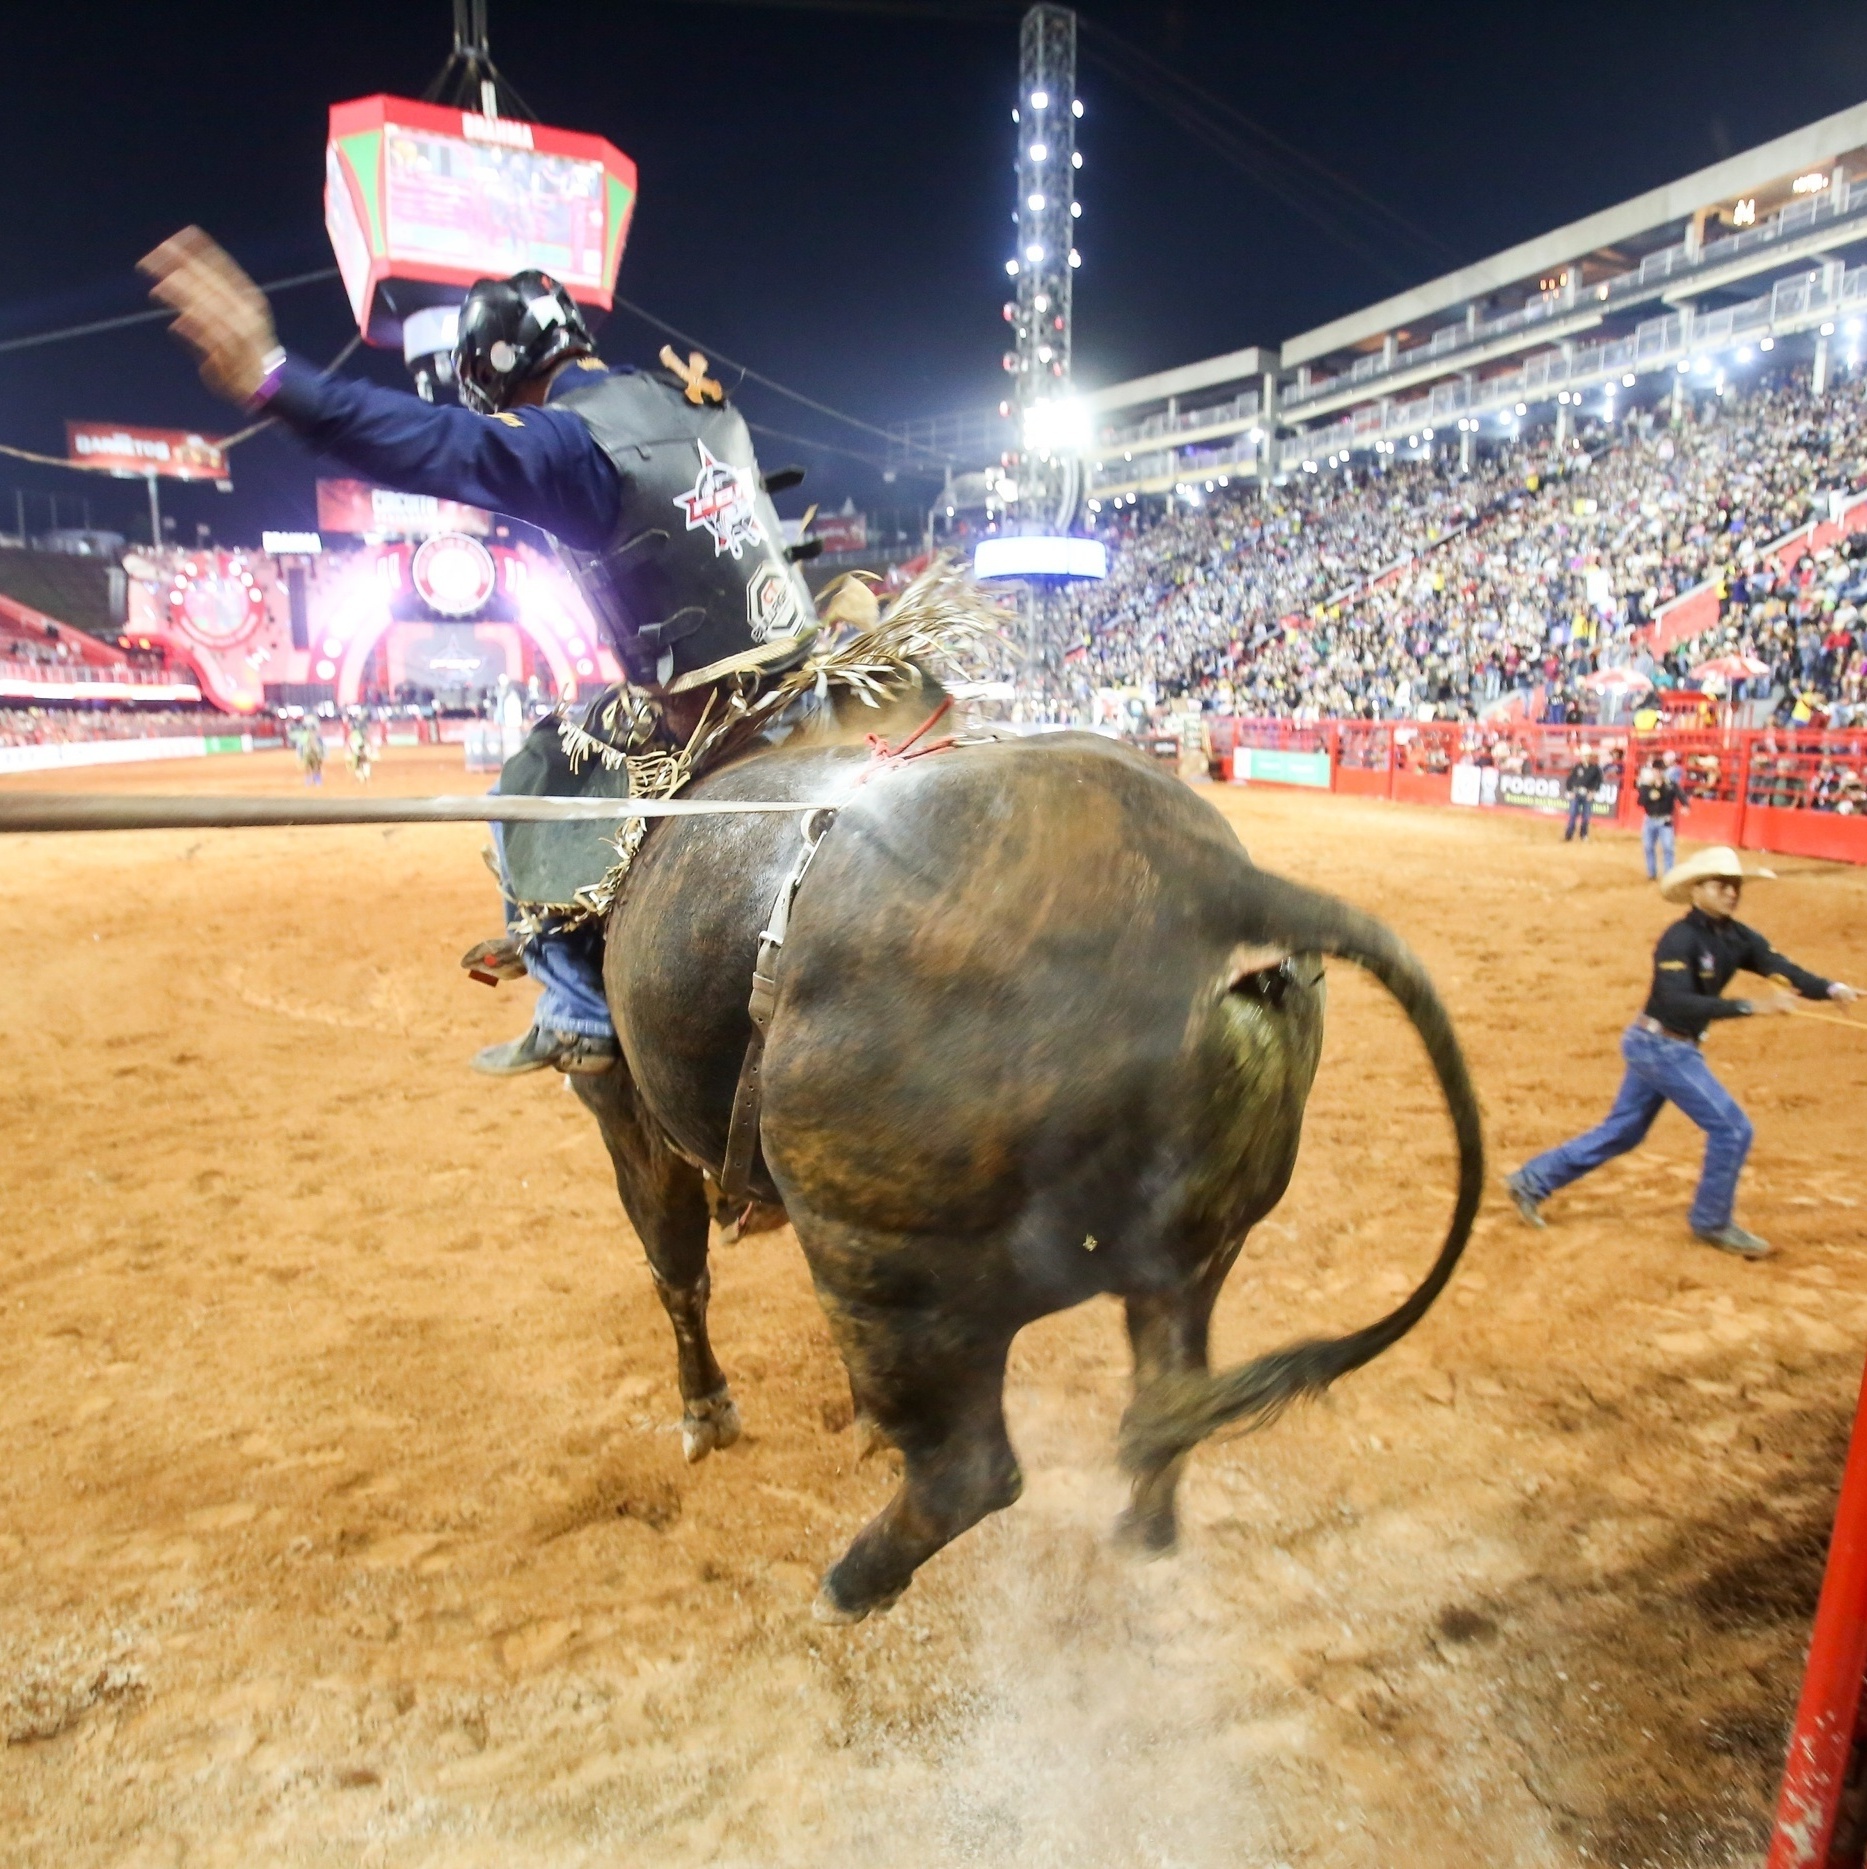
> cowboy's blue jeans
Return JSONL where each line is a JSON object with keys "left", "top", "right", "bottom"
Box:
{"left": 1642, "top": 816, "right": 1675, "bottom": 879}
{"left": 1564, "top": 792, "right": 1592, "bottom": 838}
{"left": 489, "top": 813, "right": 615, "bottom": 1040}
{"left": 1517, "top": 1024, "right": 1753, "bottom": 1233}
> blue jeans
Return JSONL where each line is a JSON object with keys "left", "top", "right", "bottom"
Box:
{"left": 1641, "top": 815, "right": 1676, "bottom": 879}
{"left": 1518, "top": 1024, "right": 1754, "bottom": 1233}
{"left": 1564, "top": 792, "right": 1593, "bottom": 839}
{"left": 490, "top": 815, "right": 615, "bottom": 1040}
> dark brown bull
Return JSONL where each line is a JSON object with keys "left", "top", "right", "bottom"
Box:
{"left": 575, "top": 728, "right": 1482, "bottom": 1622}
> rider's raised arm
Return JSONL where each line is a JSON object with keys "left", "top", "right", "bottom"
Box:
{"left": 262, "top": 359, "right": 623, "bottom": 551}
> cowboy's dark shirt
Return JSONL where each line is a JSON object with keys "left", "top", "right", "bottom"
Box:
{"left": 1644, "top": 906, "right": 1832, "bottom": 1041}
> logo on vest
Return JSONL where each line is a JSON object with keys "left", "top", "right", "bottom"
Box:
{"left": 746, "top": 563, "right": 805, "bottom": 643}
{"left": 672, "top": 441, "right": 763, "bottom": 559}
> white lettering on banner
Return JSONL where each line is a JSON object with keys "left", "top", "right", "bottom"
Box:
{"left": 73, "top": 431, "right": 171, "bottom": 462}
{"left": 1496, "top": 772, "right": 1621, "bottom": 813}
{"left": 372, "top": 489, "right": 440, "bottom": 528}
{"left": 460, "top": 112, "right": 534, "bottom": 149}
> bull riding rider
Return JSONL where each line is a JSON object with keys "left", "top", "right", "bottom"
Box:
{"left": 141, "top": 228, "right": 820, "bottom": 1079}
{"left": 1506, "top": 846, "right": 1858, "bottom": 1258}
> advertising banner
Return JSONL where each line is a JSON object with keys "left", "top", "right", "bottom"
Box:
{"left": 1231, "top": 748, "right": 1331, "bottom": 788}
{"left": 1495, "top": 770, "right": 1620, "bottom": 815}
{"left": 813, "top": 514, "right": 868, "bottom": 555}
{"left": 67, "top": 423, "right": 229, "bottom": 483}
{"left": 316, "top": 478, "right": 491, "bottom": 538}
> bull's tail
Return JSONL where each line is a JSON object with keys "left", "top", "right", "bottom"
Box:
{"left": 1119, "top": 873, "right": 1484, "bottom": 1474}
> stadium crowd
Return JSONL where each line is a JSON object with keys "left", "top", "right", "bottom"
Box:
{"left": 1059, "top": 366, "right": 1867, "bottom": 727}
{"left": 0, "top": 706, "right": 238, "bottom": 749}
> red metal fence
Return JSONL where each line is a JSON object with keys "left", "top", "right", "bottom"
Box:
{"left": 1206, "top": 718, "right": 1867, "bottom": 867}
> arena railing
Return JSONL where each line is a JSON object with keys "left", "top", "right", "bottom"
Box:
{"left": 1206, "top": 718, "right": 1867, "bottom": 864}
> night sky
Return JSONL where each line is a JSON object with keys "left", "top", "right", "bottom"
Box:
{"left": 3, "top": 0, "right": 1865, "bottom": 543}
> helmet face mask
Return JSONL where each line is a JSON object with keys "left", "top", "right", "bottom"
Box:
{"left": 452, "top": 271, "right": 594, "bottom": 413}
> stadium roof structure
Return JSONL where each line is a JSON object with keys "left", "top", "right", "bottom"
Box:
{"left": 1063, "top": 96, "right": 1867, "bottom": 506}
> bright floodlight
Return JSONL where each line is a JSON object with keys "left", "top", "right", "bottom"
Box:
{"left": 1030, "top": 142, "right": 1048, "bottom": 162}
{"left": 1068, "top": 249, "right": 1081, "bottom": 268}
{"left": 1025, "top": 242, "right": 1045, "bottom": 262}
{"left": 1022, "top": 396, "right": 1090, "bottom": 456}
{"left": 1031, "top": 89, "right": 1049, "bottom": 109}
{"left": 973, "top": 536, "right": 1108, "bottom": 580}
{"left": 1622, "top": 372, "right": 1636, "bottom": 387}
{"left": 1072, "top": 99, "right": 1083, "bottom": 117}
{"left": 1761, "top": 336, "right": 1774, "bottom": 350}
{"left": 1005, "top": 259, "right": 1019, "bottom": 275}
{"left": 1028, "top": 192, "right": 1046, "bottom": 210}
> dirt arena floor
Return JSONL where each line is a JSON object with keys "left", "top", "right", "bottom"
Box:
{"left": 4, "top": 744, "right": 1867, "bottom": 1867}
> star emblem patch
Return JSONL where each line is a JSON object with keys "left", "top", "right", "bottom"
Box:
{"left": 672, "top": 442, "right": 763, "bottom": 560}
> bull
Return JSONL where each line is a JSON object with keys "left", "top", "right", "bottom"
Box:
{"left": 577, "top": 727, "right": 1481, "bottom": 1622}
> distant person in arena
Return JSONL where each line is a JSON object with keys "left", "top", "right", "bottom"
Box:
{"left": 1635, "top": 751, "right": 1685, "bottom": 880}
{"left": 1563, "top": 745, "right": 1603, "bottom": 841}
{"left": 140, "top": 228, "right": 817, "bottom": 1081}
{"left": 1507, "top": 846, "right": 1858, "bottom": 1257}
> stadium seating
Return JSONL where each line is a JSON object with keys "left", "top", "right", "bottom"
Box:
{"left": 1061, "top": 366, "right": 1867, "bottom": 730}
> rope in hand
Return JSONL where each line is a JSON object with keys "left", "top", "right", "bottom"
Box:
{"left": 1782, "top": 1006, "right": 1867, "bottom": 1033}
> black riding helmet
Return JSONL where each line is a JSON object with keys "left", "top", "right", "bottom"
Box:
{"left": 452, "top": 271, "right": 594, "bottom": 414}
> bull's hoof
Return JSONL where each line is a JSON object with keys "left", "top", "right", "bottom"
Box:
{"left": 1113, "top": 1504, "right": 1179, "bottom": 1557}
{"left": 681, "top": 1392, "right": 742, "bottom": 1464}
{"left": 853, "top": 1414, "right": 890, "bottom": 1462}
{"left": 812, "top": 1580, "right": 904, "bottom": 1626}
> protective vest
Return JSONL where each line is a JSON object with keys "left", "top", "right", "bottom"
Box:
{"left": 550, "top": 364, "right": 817, "bottom": 693}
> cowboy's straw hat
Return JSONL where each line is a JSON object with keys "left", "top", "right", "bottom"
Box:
{"left": 1660, "top": 845, "right": 1779, "bottom": 903}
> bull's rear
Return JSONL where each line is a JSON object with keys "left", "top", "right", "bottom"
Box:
{"left": 598, "top": 730, "right": 1481, "bottom": 1620}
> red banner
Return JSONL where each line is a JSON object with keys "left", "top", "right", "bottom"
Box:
{"left": 315, "top": 478, "right": 491, "bottom": 538}
{"left": 814, "top": 514, "right": 868, "bottom": 555}
{"left": 67, "top": 423, "right": 229, "bottom": 483}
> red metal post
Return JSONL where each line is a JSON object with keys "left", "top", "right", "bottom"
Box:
{"left": 1767, "top": 1354, "right": 1867, "bottom": 1868}
{"left": 1736, "top": 730, "right": 1754, "bottom": 851}
{"left": 1328, "top": 719, "right": 1340, "bottom": 792}
{"left": 1385, "top": 723, "right": 1398, "bottom": 800}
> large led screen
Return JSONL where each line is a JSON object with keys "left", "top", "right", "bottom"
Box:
{"left": 326, "top": 96, "right": 636, "bottom": 347}
{"left": 383, "top": 127, "right": 609, "bottom": 287}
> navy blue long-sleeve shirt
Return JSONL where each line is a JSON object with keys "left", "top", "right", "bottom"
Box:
{"left": 262, "top": 354, "right": 625, "bottom": 551}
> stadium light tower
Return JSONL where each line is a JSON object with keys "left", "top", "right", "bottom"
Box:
{"left": 1004, "top": 5, "right": 1083, "bottom": 533}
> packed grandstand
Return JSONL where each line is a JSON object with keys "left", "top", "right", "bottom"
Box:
{"left": 9, "top": 361, "right": 1867, "bottom": 760}
{"left": 1046, "top": 364, "right": 1867, "bottom": 729}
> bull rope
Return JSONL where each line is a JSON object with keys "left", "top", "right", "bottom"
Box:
{"left": 0, "top": 794, "right": 839, "bottom": 835}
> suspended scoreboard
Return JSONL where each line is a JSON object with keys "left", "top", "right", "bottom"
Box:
{"left": 324, "top": 95, "right": 638, "bottom": 348}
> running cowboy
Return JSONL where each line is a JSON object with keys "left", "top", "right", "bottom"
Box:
{"left": 140, "top": 228, "right": 819, "bottom": 1078}
{"left": 1507, "top": 845, "right": 1858, "bottom": 1257}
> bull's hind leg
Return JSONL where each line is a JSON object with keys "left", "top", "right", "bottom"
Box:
{"left": 1117, "top": 1271, "right": 1226, "bottom": 1554}
{"left": 806, "top": 1274, "right": 1023, "bottom": 1620}
{"left": 573, "top": 1069, "right": 741, "bottom": 1462}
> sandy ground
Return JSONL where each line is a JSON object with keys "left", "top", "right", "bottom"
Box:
{"left": 3, "top": 744, "right": 1866, "bottom": 1868}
